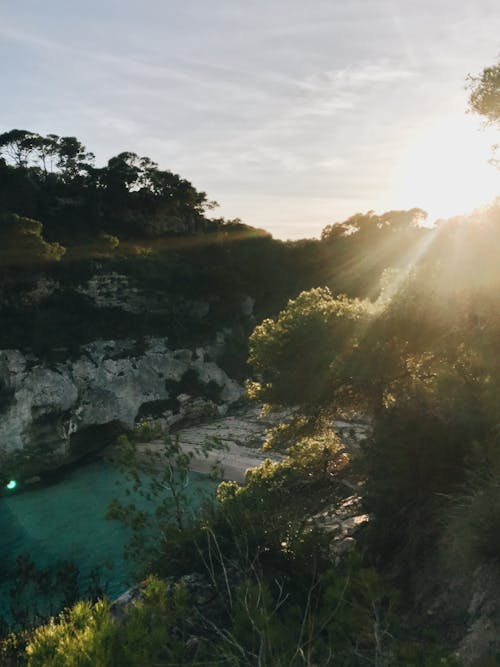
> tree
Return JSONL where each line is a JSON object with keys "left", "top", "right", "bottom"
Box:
{"left": 0, "top": 129, "right": 39, "bottom": 168}
{"left": 107, "top": 432, "right": 225, "bottom": 572}
{"left": 0, "top": 129, "right": 95, "bottom": 185}
{"left": 247, "top": 287, "right": 372, "bottom": 411}
{"left": 30, "top": 134, "right": 60, "bottom": 177}
{"left": 0, "top": 128, "right": 223, "bottom": 242}
{"left": 467, "top": 58, "right": 500, "bottom": 126}
{"left": 321, "top": 208, "right": 427, "bottom": 241}
{"left": 55, "top": 136, "right": 95, "bottom": 180}
{"left": 468, "top": 58, "right": 500, "bottom": 167}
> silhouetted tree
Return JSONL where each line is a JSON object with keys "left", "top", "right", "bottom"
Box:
{"left": 468, "top": 58, "right": 500, "bottom": 126}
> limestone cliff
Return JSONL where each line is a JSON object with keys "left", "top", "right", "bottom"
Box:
{"left": 0, "top": 337, "right": 244, "bottom": 479}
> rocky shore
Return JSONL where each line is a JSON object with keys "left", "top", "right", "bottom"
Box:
{"left": 0, "top": 337, "right": 244, "bottom": 479}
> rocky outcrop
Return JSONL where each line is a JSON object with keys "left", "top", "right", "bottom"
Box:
{"left": 76, "top": 272, "right": 212, "bottom": 318}
{"left": 77, "top": 273, "right": 143, "bottom": 312}
{"left": 0, "top": 337, "right": 244, "bottom": 479}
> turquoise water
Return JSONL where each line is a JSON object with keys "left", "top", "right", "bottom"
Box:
{"left": 0, "top": 458, "right": 216, "bottom": 625}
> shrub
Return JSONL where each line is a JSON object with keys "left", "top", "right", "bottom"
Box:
{"left": 25, "top": 577, "right": 191, "bottom": 666}
{"left": 0, "top": 214, "right": 65, "bottom": 266}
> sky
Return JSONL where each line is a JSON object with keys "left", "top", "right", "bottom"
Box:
{"left": 0, "top": 1, "right": 499, "bottom": 239}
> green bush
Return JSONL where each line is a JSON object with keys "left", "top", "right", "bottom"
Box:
{"left": 25, "top": 577, "right": 190, "bottom": 667}
{"left": 0, "top": 214, "right": 65, "bottom": 266}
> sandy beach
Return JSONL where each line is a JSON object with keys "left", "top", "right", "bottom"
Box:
{"left": 139, "top": 439, "right": 276, "bottom": 484}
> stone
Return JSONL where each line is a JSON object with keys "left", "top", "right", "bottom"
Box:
{"left": 333, "top": 537, "right": 356, "bottom": 555}
{"left": 24, "top": 475, "right": 42, "bottom": 485}
{"left": 241, "top": 295, "right": 256, "bottom": 317}
{"left": 0, "top": 337, "right": 246, "bottom": 477}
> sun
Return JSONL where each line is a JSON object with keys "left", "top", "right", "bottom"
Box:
{"left": 393, "top": 116, "right": 499, "bottom": 222}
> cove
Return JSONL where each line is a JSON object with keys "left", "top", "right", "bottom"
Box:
{"left": 0, "top": 457, "right": 217, "bottom": 627}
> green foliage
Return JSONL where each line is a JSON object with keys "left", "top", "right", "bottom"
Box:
{"left": 209, "top": 434, "right": 347, "bottom": 582}
{"left": 16, "top": 555, "right": 457, "bottom": 666}
{"left": 248, "top": 287, "right": 369, "bottom": 409}
{"left": 321, "top": 208, "right": 427, "bottom": 240}
{"left": 0, "top": 137, "right": 440, "bottom": 359}
{"left": 25, "top": 577, "right": 192, "bottom": 667}
{"left": 0, "top": 130, "right": 216, "bottom": 244}
{"left": 0, "top": 630, "right": 29, "bottom": 667}
{"left": 107, "top": 433, "right": 222, "bottom": 573}
{"left": 215, "top": 559, "right": 398, "bottom": 666}
{"left": 468, "top": 58, "right": 500, "bottom": 126}
{"left": 0, "top": 214, "right": 65, "bottom": 266}
{"left": 218, "top": 432, "right": 347, "bottom": 519}
{"left": 467, "top": 58, "right": 500, "bottom": 167}
{"left": 7, "top": 397, "right": 461, "bottom": 665}
{"left": 26, "top": 599, "right": 114, "bottom": 667}
{"left": 246, "top": 204, "right": 500, "bottom": 571}
{"left": 3, "top": 105, "right": 499, "bottom": 662}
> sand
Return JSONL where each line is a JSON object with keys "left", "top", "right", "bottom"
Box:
{"left": 139, "top": 439, "right": 279, "bottom": 484}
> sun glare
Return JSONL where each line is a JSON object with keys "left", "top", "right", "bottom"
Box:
{"left": 394, "top": 117, "right": 499, "bottom": 223}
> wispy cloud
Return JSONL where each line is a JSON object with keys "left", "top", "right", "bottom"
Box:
{"left": 0, "top": 0, "right": 498, "bottom": 238}
{"left": 301, "top": 64, "right": 417, "bottom": 89}
{"left": 0, "top": 24, "right": 65, "bottom": 52}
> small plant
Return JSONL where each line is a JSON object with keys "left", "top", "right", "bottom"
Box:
{"left": 107, "top": 433, "right": 226, "bottom": 573}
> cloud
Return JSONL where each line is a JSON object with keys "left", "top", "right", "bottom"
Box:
{"left": 0, "top": 24, "right": 64, "bottom": 52}
{"left": 301, "top": 63, "right": 417, "bottom": 89}
{"left": 0, "top": 0, "right": 498, "bottom": 239}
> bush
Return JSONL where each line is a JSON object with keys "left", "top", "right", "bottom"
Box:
{"left": 0, "top": 214, "right": 65, "bottom": 267}
{"left": 25, "top": 577, "right": 192, "bottom": 666}
{"left": 248, "top": 288, "right": 369, "bottom": 409}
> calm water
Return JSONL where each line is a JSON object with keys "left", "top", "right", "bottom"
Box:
{"left": 0, "top": 458, "right": 216, "bottom": 625}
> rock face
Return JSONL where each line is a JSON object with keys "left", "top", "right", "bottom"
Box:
{"left": 0, "top": 337, "right": 244, "bottom": 478}
{"left": 75, "top": 272, "right": 215, "bottom": 320}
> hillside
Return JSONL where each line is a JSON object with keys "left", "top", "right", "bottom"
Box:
{"left": 1, "top": 121, "right": 500, "bottom": 664}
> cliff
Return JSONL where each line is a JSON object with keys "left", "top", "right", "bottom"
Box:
{"left": 0, "top": 264, "right": 258, "bottom": 481}
{"left": 0, "top": 337, "right": 245, "bottom": 480}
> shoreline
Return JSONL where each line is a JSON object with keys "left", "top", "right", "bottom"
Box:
{"left": 140, "top": 439, "right": 280, "bottom": 484}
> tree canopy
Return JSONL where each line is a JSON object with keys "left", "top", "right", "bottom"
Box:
{"left": 468, "top": 58, "right": 500, "bottom": 126}
{"left": 0, "top": 129, "right": 218, "bottom": 244}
